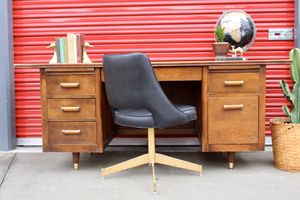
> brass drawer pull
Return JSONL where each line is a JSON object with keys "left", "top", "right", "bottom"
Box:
{"left": 223, "top": 104, "right": 244, "bottom": 110}
{"left": 62, "top": 130, "right": 81, "bottom": 135}
{"left": 60, "top": 82, "right": 80, "bottom": 88}
{"left": 61, "top": 106, "right": 80, "bottom": 112}
{"left": 224, "top": 80, "right": 244, "bottom": 86}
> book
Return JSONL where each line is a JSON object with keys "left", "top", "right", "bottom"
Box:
{"left": 62, "top": 38, "right": 69, "bottom": 63}
{"left": 216, "top": 56, "right": 247, "bottom": 61}
{"left": 55, "top": 34, "right": 85, "bottom": 63}
{"left": 67, "top": 33, "right": 84, "bottom": 63}
{"left": 56, "top": 38, "right": 67, "bottom": 63}
{"left": 55, "top": 38, "right": 62, "bottom": 63}
{"left": 55, "top": 38, "right": 68, "bottom": 63}
{"left": 76, "top": 34, "right": 84, "bottom": 63}
{"left": 67, "top": 33, "right": 77, "bottom": 63}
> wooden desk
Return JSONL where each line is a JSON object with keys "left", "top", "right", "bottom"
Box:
{"left": 15, "top": 60, "right": 291, "bottom": 169}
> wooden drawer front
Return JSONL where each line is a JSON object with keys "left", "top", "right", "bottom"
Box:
{"left": 154, "top": 67, "right": 202, "bottom": 81}
{"left": 208, "top": 96, "right": 258, "bottom": 144}
{"left": 209, "top": 72, "right": 259, "bottom": 93}
{"left": 101, "top": 67, "right": 202, "bottom": 82}
{"left": 48, "top": 99, "right": 96, "bottom": 120}
{"left": 48, "top": 122, "right": 96, "bottom": 145}
{"left": 46, "top": 74, "right": 95, "bottom": 96}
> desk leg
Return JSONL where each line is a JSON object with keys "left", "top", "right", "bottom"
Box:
{"left": 227, "top": 152, "right": 235, "bottom": 169}
{"left": 72, "top": 152, "right": 80, "bottom": 170}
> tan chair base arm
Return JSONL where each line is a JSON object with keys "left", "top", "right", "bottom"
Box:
{"left": 101, "top": 128, "right": 203, "bottom": 193}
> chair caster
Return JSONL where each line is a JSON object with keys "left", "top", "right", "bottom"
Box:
{"left": 73, "top": 163, "right": 79, "bottom": 170}
{"left": 152, "top": 183, "right": 157, "bottom": 195}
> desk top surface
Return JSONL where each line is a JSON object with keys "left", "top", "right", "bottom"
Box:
{"left": 14, "top": 60, "right": 292, "bottom": 68}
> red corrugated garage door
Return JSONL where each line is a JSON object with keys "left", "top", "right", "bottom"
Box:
{"left": 13, "top": 0, "right": 294, "bottom": 142}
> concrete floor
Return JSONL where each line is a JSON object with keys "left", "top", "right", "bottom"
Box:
{"left": 0, "top": 150, "right": 299, "bottom": 200}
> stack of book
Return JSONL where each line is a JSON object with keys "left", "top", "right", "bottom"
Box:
{"left": 55, "top": 33, "right": 84, "bottom": 63}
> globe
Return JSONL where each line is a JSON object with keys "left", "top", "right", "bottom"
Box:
{"left": 216, "top": 10, "right": 256, "bottom": 51}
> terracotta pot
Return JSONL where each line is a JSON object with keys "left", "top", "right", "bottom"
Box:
{"left": 212, "top": 42, "right": 230, "bottom": 60}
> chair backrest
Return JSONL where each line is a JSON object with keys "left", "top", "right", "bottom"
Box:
{"left": 103, "top": 53, "right": 189, "bottom": 128}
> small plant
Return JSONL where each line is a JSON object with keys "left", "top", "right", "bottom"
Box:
{"left": 280, "top": 48, "right": 300, "bottom": 123}
{"left": 214, "top": 26, "right": 226, "bottom": 43}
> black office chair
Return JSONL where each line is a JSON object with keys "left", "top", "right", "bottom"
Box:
{"left": 101, "top": 53, "right": 202, "bottom": 193}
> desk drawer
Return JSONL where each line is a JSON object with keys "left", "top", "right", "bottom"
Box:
{"left": 208, "top": 72, "right": 259, "bottom": 93}
{"left": 208, "top": 96, "right": 258, "bottom": 144}
{"left": 48, "top": 99, "right": 96, "bottom": 120}
{"left": 48, "top": 122, "right": 97, "bottom": 145}
{"left": 46, "top": 74, "right": 95, "bottom": 97}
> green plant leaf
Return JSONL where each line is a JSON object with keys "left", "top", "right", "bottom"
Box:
{"left": 282, "top": 48, "right": 300, "bottom": 123}
{"left": 282, "top": 105, "right": 291, "bottom": 117}
{"left": 290, "top": 48, "right": 300, "bottom": 83}
{"left": 214, "top": 26, "right": 225, "bottom": 42}
{"left": 280, "top": 80, "right": 294, "bottom": 105}
{"left": 292, "top": 83, "right": 300, "bottom": 123}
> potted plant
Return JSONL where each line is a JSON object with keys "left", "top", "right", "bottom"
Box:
{"left": 212, "top": 26, "right": 230, "bottom": 59}
{"left": 270, "top": 48, "right": 300, "bottom": 171}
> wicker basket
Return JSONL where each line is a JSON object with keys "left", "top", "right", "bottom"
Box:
{"left": 270, "top": 117, "right": 300, "bottom": 171}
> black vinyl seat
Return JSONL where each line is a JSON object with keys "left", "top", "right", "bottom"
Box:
{"left": 101, "top": 53, "right": 202, "bottom": 193}
{"left": 114, "top": 104, "right": 197, "bottom": 128}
